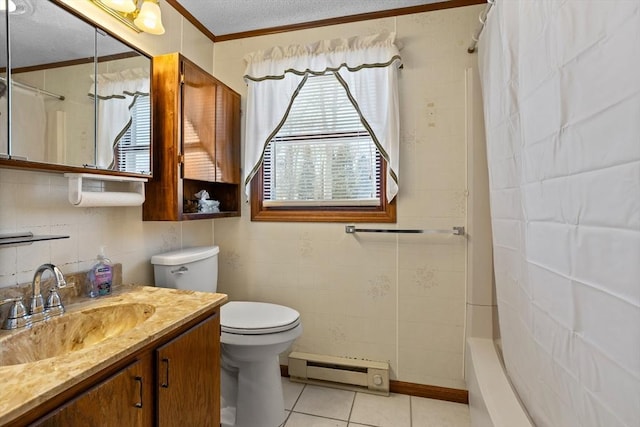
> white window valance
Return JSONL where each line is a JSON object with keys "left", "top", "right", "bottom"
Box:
{"left": 243, "top": 32, "right": 402, "bottom": 201}
{"left": 90, "top": 67, "right": 150, "bottom": 99}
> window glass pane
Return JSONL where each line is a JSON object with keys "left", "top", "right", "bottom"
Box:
{"left": 264, "top": 74, "right": 380, "bottom": 207}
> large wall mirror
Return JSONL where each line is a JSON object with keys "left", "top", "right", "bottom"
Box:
{"left": 0, "top": 0, "right": 151, "bottom": 177}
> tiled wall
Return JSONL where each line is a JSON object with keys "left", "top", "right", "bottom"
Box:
{"left": 212, "top": 5, "right": 485, "bottom": 389}
{"left": 0, "top": 2, "right": 489, "bottom": 391}
{"left": 0, "top": 168, "right": 214, "bottom": 288}
{"left": 0, "top": 2, "right": 216, "bottom": 288}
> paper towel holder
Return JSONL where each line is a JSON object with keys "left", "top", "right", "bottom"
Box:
{"left": 64, "top": 173, "right": 148, "bottom": 207}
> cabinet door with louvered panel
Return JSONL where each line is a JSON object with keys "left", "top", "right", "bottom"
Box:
{"left": 182, "top": 60, "right": 217, "bottom": 182}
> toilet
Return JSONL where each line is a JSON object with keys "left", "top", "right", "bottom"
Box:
{"left": 151, "top": 246, "right": 302, "bottom": 427}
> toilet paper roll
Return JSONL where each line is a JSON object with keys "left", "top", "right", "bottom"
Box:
{"left": 71, "top": 191, "right": 144, "bottom": 207}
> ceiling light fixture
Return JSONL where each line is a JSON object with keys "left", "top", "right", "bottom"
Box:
{"left": 133, "top": 0, "right": 165, "bottom": 35}
{"left": 100, "top": 0, "right": 136, "bottom": 14}
{"left": 90, "top": 0, "right": 165, "bottom": 35}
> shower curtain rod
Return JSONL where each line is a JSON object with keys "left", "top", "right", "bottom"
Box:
{"left": 467, "top": 0, "right": 494, "bottom": 54}
{"left": 0, "top": 76, "right": 65, "bottom": 100}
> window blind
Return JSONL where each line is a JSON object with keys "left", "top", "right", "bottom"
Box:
{"left": 116, "top": 95, "right": 150, "bottom": 174}
{"left": 263, "top": 74, "right": 381, "bottom": 207}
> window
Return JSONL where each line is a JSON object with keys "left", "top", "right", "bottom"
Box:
{"left": 114, "top": 94, "right": 150, "bottom": 174}
{"left": 251, "top": 73, "right": 394, "bottom": 222}
{"left": 244, "top": 33, "right": 401, "bottom": 222}
{"left": 264, "top": 74, "right": 380, "bottom": 206}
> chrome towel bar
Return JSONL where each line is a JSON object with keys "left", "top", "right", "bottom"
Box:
{"left": 345, "top": 226, "right": 465, "bottom": 236}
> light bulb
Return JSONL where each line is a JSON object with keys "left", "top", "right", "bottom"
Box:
{"left": 100, "top": 0, "right": 137, "bottom": 14}
{"left": 134, "top": 0, "right": 165, "bottom": 35}
{"left": 0, "top": 0, "right": 17, "bottom": 13}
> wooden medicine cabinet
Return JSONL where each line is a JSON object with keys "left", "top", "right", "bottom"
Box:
{"left": 143, "top": 53, "right": 241, "bottom": 221}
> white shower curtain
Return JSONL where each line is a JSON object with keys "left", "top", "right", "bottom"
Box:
{"left": 478, "top": 1, "right": 640, "bottom": 427}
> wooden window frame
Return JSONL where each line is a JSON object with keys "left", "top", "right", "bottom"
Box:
{"left": 250, "top": 160, "right": 396, "bottom": 223}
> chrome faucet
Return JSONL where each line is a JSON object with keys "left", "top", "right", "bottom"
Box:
{"left": 30, "top": 263, "right": 67, "bottom": 322}
{"left": 0, "top": 264, "right": 68, "bottom": 330}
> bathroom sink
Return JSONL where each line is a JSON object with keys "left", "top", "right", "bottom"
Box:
{"left": 0, "top": 303, "right": 155, "bottom": 366}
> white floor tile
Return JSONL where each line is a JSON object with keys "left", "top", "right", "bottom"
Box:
{"left": 411, "top": 396, "right": 470, "bottom": 427}
{"left": 280, "top": 410, "right": 291, "bottom": 427}
{"left": 293, "top": 385, "right": 355, "bottom": 421}
{"left": 282, "top": 378, "right": 305, "bottom": 410}
{"left": 285, "top": 412, "right": 348, "bottom": 427}
{"left": 349, "top": 392, "right": 411, "bottom": 427}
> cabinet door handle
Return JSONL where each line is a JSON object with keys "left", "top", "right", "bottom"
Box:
{"left": 161, "top": 357, "right": 170, "bottom": 388}
{"left": 134, "top": 376, "right": 144, "bottom": 408}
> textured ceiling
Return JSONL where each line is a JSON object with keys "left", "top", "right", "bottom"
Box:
{"left": 6, "top": 0, "right": 136, "bottom": 69}
{"left": 175, "top": 0, "right": 445, "bottom": 37}
{"left": 7, "top": 0, "right": 463, "bottom": 67}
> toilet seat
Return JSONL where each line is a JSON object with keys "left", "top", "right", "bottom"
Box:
{"left": 221, "top": 301, "right": 300, "bottom": 335}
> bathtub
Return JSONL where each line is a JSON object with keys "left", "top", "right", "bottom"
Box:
{"left": 466, "top": 338, "right": 534, "bottom": 427}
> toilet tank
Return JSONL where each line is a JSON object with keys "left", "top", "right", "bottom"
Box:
{"left": 151, "top": 246, "right": 219, "bottom": 293}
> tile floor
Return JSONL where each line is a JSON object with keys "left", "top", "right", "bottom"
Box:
{"left": 281, "top": 378, "right": 470, "bottom": 427}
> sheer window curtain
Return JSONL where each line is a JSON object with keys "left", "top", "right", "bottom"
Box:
{"left": 243, "top": 32, "right": 402, "bottom": 201}
{"left": 89, "top": 67, "right": 149, "bottom": 169}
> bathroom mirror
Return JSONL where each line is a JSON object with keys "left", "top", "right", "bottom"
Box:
{"left": 0, "top": 6, "right": 7, "bottom": 158}
{"left": 0, "top": 0, "right": 151, "bottom": 177}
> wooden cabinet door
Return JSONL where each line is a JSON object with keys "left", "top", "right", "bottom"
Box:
{"left": 156, "top": 314, "right": 220, "bottom": 427}
{"left": 145, "top": 52, "right": 182, "bottom": 221}
{"left": 215, "top": 84, "right": 241, "bottom": 184}
{"left": 33, "top": 355, "right": 153, "bottom": 427}
{"left": 182, "top": 60, "right": 217, "bottom": 182}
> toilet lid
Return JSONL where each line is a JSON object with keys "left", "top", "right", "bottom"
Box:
{"left": 221, "top": 301, "right": 300, "bottom": 335}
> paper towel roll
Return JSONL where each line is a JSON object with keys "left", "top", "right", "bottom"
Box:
{"left": 65, "top": 173, "right": 147, "bottom": 207}
{"left": 72, "top": 191, "right": 144, "bottom": 207}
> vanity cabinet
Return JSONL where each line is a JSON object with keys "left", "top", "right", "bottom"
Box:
{"left": 29, "top": 312, "right": 220, "bottom": 427}
{"left": 35, "top": 355, "right": 154, "bottom": 427}
{"left": 157, "top": 314, "right": 220, "bottom": 426}
{"left": 143, "top": 53, "right": 241, "bottom": 221}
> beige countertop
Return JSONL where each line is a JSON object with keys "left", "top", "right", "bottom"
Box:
{"left": 0, "top": 285, "right": 227, "bottom": 425}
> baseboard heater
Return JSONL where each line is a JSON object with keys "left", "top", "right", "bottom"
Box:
{"left": 288, "top": 351, "right": 389, "bottom": 396}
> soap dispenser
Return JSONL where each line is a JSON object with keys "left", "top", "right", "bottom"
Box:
{"left": 87, "top": 247, "right": 113, "bottom": 298}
